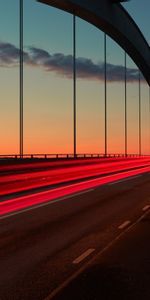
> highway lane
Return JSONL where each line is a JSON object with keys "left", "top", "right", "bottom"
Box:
{"left": 54, "top": 210, "right": 150, "bottom": 300}
{"left": 1, "top": 157, "right": 150, "bottom": 184}
{"left": 0, "top": 157, "right": 139, "bottom": 174}
{"left": 0, "top": 157, "right": 150, "bottom": 197}
{"left": 0, "top": 172, "right": 150, "bottom": 300}
{"left": 1, "top": 165, "right": 150, "bottom": 216}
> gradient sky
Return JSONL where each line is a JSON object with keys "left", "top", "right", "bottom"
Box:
{"left": 0, "top": 0, "right": 149, "bottom": 155}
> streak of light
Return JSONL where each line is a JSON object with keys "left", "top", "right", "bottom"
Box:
{"left": 1, "top": 164, "right": 150, "bottom": 217}
{"left": 0, "top": 158, "right": 150, "bottom": 196}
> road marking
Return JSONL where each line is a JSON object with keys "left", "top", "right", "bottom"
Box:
{"left": 70, "top": 189, "right": 94, "bottom": 198}
{"left": 109, "top": 174, "right": 142, "bottom": 185}
{"left": 0, "top": 189, "right": 94, "bottom": 220}
{"left": 73, "top": 249, "right": 95, "bottom": 264}
{"left": 118, "top": 220, "right": 131, "bottom": 229}
{"left": 142, "top": 205, "right": 150, "bottom": 212}
{"left": 43, "top": 210, "right": 150, "bottom": 300}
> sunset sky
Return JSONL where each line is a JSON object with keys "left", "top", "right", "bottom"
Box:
{"left": 0, "top": 0, "right": 149, "bottom": 155}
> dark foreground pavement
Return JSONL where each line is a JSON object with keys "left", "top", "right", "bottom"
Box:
{"left": 0, "top": 173, "right": 150, "bottom": 300}
{"left": 54, "top": 210, "right": 150, "bottom": 300}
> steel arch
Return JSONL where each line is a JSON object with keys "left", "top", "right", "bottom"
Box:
{"left": 38, "top": 0, "right": 150, "bottom": 85}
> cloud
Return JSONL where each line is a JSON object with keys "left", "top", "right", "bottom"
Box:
{"left": 0, "top": 42, "right": 29, "bottom": 66}
{"left": 0, "top": 41, "right": 144, "bottom": 83}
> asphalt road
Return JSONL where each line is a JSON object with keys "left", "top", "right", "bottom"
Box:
{"left": 0, "top": 172, "right": 150, "bottom": 300}
{"left": 0, "top": 157, "right": 142, "bottom": 174}
{"left": 54, "top": 209, "right": 150, "bottom": 300}
{"left": 1, "top": 157, "right": 150, "bottom": 197}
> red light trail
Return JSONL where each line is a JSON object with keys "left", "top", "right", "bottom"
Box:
{"left": 0, "top": 156, "right": 138, "bottom": 172}
{"left": 0, "top": 157, "right": 150, "bottom": 196}
{"left": 0, "top": 157, "right": 150, "bottom": 217}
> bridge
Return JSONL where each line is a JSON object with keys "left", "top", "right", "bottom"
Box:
{"left": 0, "top": 1, "right": 150, "bottom": 299}
{"left": 39, "top": 0, "right": 150, "bottom": 85}
{"left": 0, "top": 0, "right": 150, "bottom": 158}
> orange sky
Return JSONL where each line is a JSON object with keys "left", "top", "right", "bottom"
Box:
{"left": 0, "top": 66, "right": 149, "bottom": 155}
{"left": 0, "top": 0, "right": 149, "bottom": 156}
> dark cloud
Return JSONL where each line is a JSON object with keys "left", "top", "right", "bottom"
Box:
{"left": 0, "top": 42, "right": 29, "bottom": 66}
{"left": 0, "top": 41, "right": 144, "bottom": 83}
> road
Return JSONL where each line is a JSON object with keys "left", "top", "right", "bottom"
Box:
{"left": 0, "top": 157, "right": 143, "bottom": 173}
{"left": 54, "top": 208, "right": 150, "bottom": 300}
{"left": 1, "top": 157, "right": 150, "bottom": 197}
{"left": 0, "top": 171, "right": 150, "bottom": 300}
{"left": 1, "top": 157, "right": 150, "bottom": 216}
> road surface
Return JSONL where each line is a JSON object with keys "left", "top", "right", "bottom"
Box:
{"left": 1, "top": 157, "right": 150, "bottom": 197}
{"left": 0, "top": 171, "right": 150, "bottom": 299}
{"left": 1, "top": 157, "right": 150, "bottom": 216}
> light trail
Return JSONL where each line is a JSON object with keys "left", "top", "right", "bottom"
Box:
{"left": 0, "top": 156, "right": 143, "bottom": 173}
{"left": 0, "top": 164, "right": 150, "bottom": 217}
{"left": 1, "top": 157, "right": 150, "bottom": 184}
{"left": 0, "top": 158, "right": 150, "bottom": 196}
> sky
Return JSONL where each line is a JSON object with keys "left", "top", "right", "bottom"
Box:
{"left": 0, "top": 0, "right": 149, "bottom": 155}
{"left": 123, "top": 0, "right": 150, "bottom": 45}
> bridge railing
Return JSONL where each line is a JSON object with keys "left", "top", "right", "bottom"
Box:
{"left": 0, "top": 153, "right": 148, "bottom": 160}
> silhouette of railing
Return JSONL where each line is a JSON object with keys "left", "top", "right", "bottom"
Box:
{"left": 0, "top": 153, "right": 147, "bottom": 160}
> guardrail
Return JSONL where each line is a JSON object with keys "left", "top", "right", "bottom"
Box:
{"left": 0, "top": 153, "right": 148, "bottom": 160}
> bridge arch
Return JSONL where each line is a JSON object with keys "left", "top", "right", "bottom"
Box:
{"left": 38, "top": 0, "right": 150, "bottom": 85}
